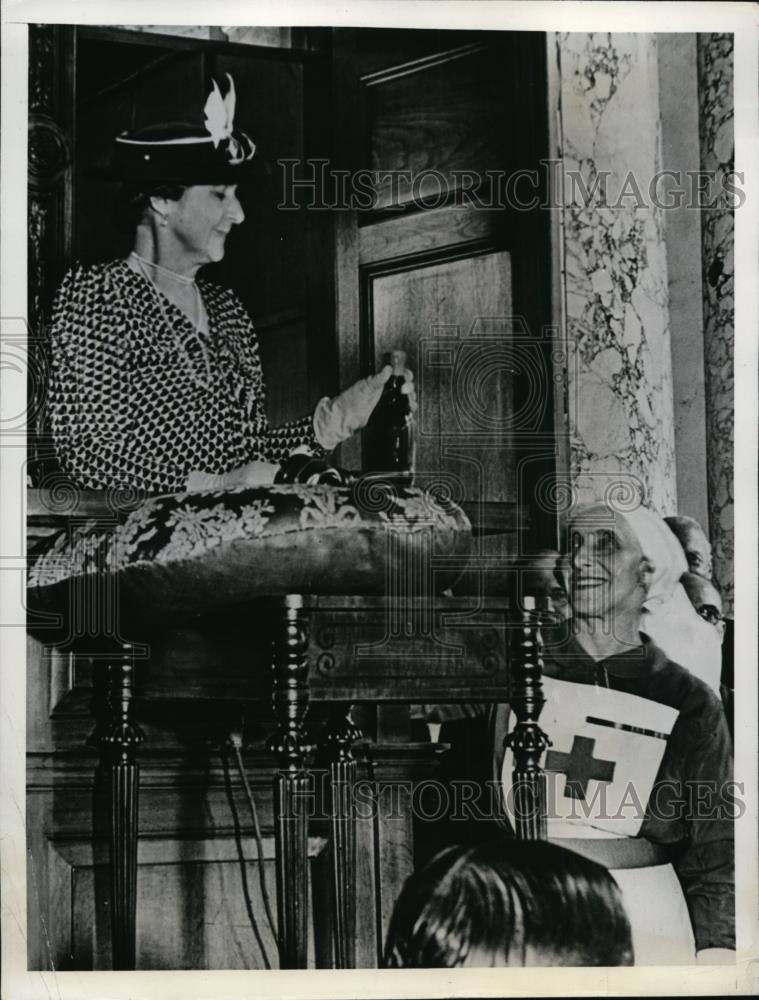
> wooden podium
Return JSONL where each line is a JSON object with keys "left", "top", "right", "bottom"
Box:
{"left": 27, "top": 486, "right": 548, "bottom": 969}
{"left": 80, "top": 593, "right": 546, "bottom": 969}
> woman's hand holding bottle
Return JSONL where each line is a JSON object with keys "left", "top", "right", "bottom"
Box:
{"left": 313, "top": 363, "right": 415, "bottom": 451}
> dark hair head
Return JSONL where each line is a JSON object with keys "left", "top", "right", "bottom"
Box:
{"left": 113, "top": 182, "right": 187, "bottom": 234}
{"left": 384, "top": 840, "right": 634, "bottom": 968}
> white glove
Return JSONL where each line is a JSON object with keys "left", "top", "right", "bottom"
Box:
{"left": 313, "top": 367, "right": 415, "bottom": 451}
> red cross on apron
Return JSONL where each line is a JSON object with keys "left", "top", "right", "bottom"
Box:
{"left": 498, "top": 676, "right": 679, "bottom": 837}
{"left": 545, "top": 735, "right": 616, "bottom": 801}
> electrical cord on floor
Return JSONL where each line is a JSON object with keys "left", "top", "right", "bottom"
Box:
{"left": 229, "top": 734, "right": 279, "bottom": 950}
{"left": 220, "top": 745, "right": 273, "bottom": 970}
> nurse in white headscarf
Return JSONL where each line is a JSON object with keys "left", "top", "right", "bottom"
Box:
{"left": 493, "top": 500, "right": 734, "bottom": 965}
{"left": 554, "top": 507, "right": 722, "bottom": 693}
{"left": 626, "top": 507, "right": 723, "bottom": 694}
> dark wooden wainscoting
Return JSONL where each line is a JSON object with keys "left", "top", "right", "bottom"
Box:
{"left": 26, "top": 634, "right": 443, "bottom": 970}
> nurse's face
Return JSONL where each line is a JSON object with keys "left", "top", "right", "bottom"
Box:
{"left": 165, "top": 184, "right": 245, "bottom": 264}
{"left": 567, "top": 507, "right": 647, "bottom": 621}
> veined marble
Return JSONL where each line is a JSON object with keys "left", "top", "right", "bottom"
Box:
{"left": 556, "top": 33, "right": 677, "bottom": 515}
{"left": 697, "top": 33, "right": 734, "bottom": 614}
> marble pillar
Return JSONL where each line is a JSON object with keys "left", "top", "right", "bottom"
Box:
{"left": 556, "top": 33, "right": 677, "bottom": 515}
{"left": 697, "top": 34, "right": 734, "bottom": 615}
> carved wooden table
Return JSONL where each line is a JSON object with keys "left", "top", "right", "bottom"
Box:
{"left": 87, "top": 592, "right": 545, "bottom": 970}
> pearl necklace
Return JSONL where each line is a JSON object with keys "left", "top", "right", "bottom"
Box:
{"left": 129, "top": 251, "right": 197, "bottom": 285}
{"left": 129, "top": 253, "right": 213, "bottom": 389}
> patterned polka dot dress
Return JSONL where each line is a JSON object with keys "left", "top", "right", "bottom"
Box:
{"left": 49, "top": 261, "right": 322, "bottom": 492}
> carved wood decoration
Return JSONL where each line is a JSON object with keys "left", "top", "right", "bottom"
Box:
{"left": 504, "top": 597, "right": 550, "bottom": 840}
{"left": 28, "top": 25, "right": 75, "bottom": 484}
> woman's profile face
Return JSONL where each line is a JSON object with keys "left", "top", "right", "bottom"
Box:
{"left": 165, "top": 184, "right": 245, "bottom": 264}
{"left": 567, "top": 509, "right": 646, "bottom": 620}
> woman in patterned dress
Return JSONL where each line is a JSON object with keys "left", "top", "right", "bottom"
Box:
{"left": 49, "top": 76, "right": 401, "bottom": 494}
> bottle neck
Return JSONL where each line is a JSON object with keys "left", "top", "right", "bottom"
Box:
{"left": 381, "top": 377, "right": 411, "bottom": 412}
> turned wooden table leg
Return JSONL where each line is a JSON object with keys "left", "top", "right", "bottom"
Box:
{"left": 90, "top": 643, "right": 144, "bottom": 969}
{"left": 267, "top": 595, "right": 312, "bottom": 969}
{"left": 505, "top": 597, "right": 551, "bottom": 841}
{"left": 321, "top": 703, "right": 362, "bottom": 969}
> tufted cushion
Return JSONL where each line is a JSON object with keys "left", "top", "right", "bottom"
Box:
{"left": 27, "top": 482, "right": 472, "bottom": 636}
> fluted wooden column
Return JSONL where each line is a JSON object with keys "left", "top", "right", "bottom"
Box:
{"left": 320, "top": 704, "right": 361, "bottom": 968}
{"left": 90, "top": 644, "right": 144, "bottom": 969}
{"left": 267, "top": 595, "right": 312, "bottom": 969}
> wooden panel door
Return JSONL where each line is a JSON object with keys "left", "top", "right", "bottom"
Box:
{"left": 333, "top": 29, "right": 557, "bottom": 550}
{"left": 370, "top": 250, "right": 516, "bottom": 507}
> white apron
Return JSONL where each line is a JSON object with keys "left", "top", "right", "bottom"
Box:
{"left": 496, "top": 676, "right": 696, "bottom": 965}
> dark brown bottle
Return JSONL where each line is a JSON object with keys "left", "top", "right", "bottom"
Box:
{"left": 365, "top": 350, "right": 415, "bottom": 482}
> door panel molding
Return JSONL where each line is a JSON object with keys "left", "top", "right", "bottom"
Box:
{"left": 359, "top": 205, "right": 499, "bottom": 264}
{"left": 360, "top": 41, "right": 490, "bottom": 86}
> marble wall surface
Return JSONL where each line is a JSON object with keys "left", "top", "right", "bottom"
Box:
{"left": 697, "top": 33, "right": 734, "bottom": 614}
{"left": 555, "top": 33, "right": 678, "bottom": 515}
